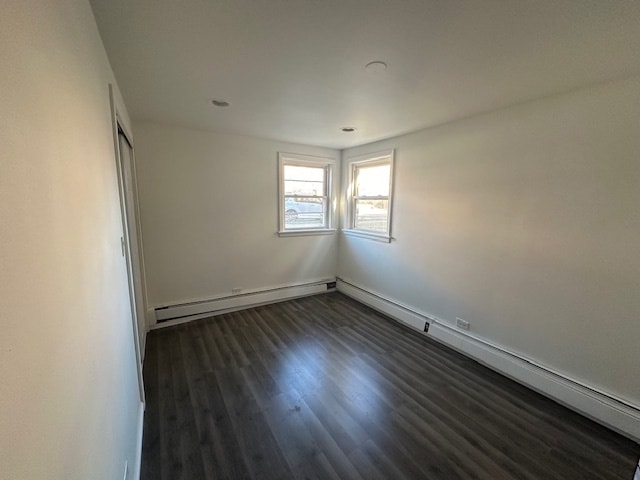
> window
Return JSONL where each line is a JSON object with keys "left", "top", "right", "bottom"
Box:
{"left": 278, "top": 153, "right": 336, "bottom": 235}
{"left": 345, "top": 149, "right": 395, "bottom": 242}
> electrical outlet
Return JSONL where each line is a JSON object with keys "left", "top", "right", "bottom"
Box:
{"left": 231, "top": 287, "right": 242, "bottom": 294}
{"left": 456, "top": 317, "right": 470, "bottom": 330}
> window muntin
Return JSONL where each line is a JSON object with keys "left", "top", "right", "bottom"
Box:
{"left": 278, "top": 153, "right": 335, "bottom": 234}
{"left": 346, "top": 150, "right": 394, "bottom": 241}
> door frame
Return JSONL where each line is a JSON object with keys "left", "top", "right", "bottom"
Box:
{"left": 109, "top": 84, "right": 148, "bottom": 403}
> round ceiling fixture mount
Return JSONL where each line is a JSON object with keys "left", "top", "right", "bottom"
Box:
{"left": 364, "top": 60, "right": 387, "bottom": 73}
{"left": 211, "top": 99, "right": 230, "bottom": 107}
{"left": 341, "top": 127, "right": 356, "bottom": 133}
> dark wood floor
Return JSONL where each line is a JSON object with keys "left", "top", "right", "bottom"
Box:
{"left": 141, "top": 292, "right": 639, "bottom": 480}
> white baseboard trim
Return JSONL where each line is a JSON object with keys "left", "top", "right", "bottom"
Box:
{"left": 133, "top": 401, "right": 144, "bottom": 480}
{"left": 151, "top": 279, "right": 335, "bottom": 328}
{"left": 336, "top": 278, "right": 640, "bottom": 443}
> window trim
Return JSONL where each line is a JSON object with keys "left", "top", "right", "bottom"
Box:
{"left": 277, "top": 152, "right": 337, "bottom": 236}
{"left": 343, "top": 149, "right": 395, "bottom": 243}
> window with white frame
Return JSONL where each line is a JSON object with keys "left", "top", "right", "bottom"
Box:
{"left": 345, "top": 150, "right": 394, "bottom": 241}
{"left": 278, "top": 153, "right": 335, "bottom": 235}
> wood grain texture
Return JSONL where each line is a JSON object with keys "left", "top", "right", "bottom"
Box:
{"left": 141, "top": 293, "right": 639, "bottom": 479}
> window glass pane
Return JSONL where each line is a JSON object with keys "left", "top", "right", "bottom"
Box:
{"left": 284, "top": 197, "right": 326, "bottom": 229}
{"left": 354, "top": 199, "right": 388, "bottom": 232}
{"left": 355, "top": 164, "right": 390, "bottom": 196}
{"left": 284, "top": 165, "right": 325, "bottom": 196}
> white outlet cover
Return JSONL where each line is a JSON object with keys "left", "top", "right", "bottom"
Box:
{"left": 456, "top": 317, "right": 470, "bottom": 330}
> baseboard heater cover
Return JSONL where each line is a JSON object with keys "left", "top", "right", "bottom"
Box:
{"left": 336, "top": 277, "right": 640, "bottom": 443}
{"left": 154, "top": 280, "right": 334, "bottom": 323}
{"left": 335, "top": 278, "right": 430, "bottom": 332}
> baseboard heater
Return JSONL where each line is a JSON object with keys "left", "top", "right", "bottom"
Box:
{"left": 154, "top": 280, "right": 336, "bottom": 323}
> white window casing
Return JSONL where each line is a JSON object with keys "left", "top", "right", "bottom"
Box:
{"left": 343, "top": 149, "right": 395, "bottom": 242}
{"left": 278, "top": 152, "right": 337, "bottom": 236}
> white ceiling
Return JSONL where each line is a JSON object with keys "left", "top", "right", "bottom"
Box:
{"left": 90, "top": 0, "right": 640, "bottom": 149}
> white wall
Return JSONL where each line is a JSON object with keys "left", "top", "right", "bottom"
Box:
{"left": 0, "top": 1, "right": 142, "bottom": 479}
{"left": 133, "top": 121, "right": 339, "bottom": 311}
{"left": 339, "top": 76, "right": 640, "bottom": 409}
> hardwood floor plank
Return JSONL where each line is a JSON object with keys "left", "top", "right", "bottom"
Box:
{"left": 338, "top": 296, "right": 624, "bottom": 476}
{"left": 223, "top": 329, "right": 252, "bottom": 367}
{"left": 171, "top": 328, "right": 207, "bottom": 480}
{"left": 347, "top": 446, "right": 389, "bottom": 480}
{"left": 202, "top": 372, "right": 253, "bottom": 479}
{"left": 378, "top": 328, "right": 625, "bottom": 477}
{"left": 360, "top": 351, "right": 552, "bottom": 480}
{"left": 257, "top": 308, "right": 299, "bottom": 347}
{"left": 359, "top": 439, "right": 414, "bottom": 480}
{"left": 261, "top": 388, "right": 344, "bottom": 480}
{"left": 179, "top": 328, "right": 243, "bottom": 480}
{"left": 141, "top": 293, "right": 640, "bottom": 480}
{"left": 195, "top": 321, "right": 224, "bottom": 371}
{"left": 279, "top": 346, "right": 431, "bottom": 479}
{"left": 140, "top": 328, "right": 160, "bottom": 480}
{"left": 206, "top": 321, "right": 237, "bottom": 368}
{"left": 241, "top": 308, "right": 281, "bottom": 353}
{"left": 385, "top": 349, "right": 587, "bottom": 479}
{"left": 215, "top": 365, "right": 294, "bottom": 479}
{"left": 240, "top": 355, "right": 283, "bottom": 411}
{"left": 156, "top": 332, "right": 184, "bottom": 480}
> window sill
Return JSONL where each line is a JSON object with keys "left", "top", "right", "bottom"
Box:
{"left": 342, "top": 229, "right": 392, "bottom": 243}
{"left": 278, "top": 229, "right": 337, "bottom": 237}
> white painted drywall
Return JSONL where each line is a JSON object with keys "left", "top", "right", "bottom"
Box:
{"left": 0, "top": 1, "right": 142, "bottom": 479}
{"left": 132, "top": 122, "right": 339, "bottom": 310}
{"left": 339, "top": 76, "right": 640, "bottom": 408}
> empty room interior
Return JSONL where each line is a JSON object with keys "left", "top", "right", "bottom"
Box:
{"left": 2, "top": 1, "right": 640, "bottom": 479}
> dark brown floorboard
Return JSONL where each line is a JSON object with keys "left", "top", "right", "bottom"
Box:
{"left": 141, "top": 292, "right": 639, "bottom": 479}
